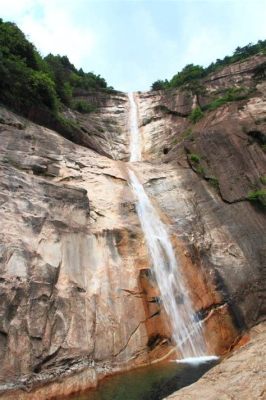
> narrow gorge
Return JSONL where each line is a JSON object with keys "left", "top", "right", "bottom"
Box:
{"left": 0, "top": 52, "right": 266, "bottom": 399}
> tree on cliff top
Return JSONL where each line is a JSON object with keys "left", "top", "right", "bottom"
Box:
{"left": 169, "top": 64, "right": 205, "bottom": 88}
{"left": 0, "top": 18, "right": 58, "bottom": 114}
{"left": 151, "top": 39, "right": 266, "bottom": 91}
{"left": 0, "top": 18, "right": 110, "bottom": 118}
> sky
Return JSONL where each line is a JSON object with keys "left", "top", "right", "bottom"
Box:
{"left": 1, "top": 0, "right": 266, "bottom": 92}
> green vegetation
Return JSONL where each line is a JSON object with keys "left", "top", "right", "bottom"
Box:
{"left": 188, "top": 151, "right": 220, "bottom": 188}
{"left": 0, "top": 19, "right": 112, "bottom": 129}
{"left": 152, "top": 64, "right": 205, "bottom": 91}
{"left": 151, "top": 80, "right": 168, "bottom": 91}
{"left": 196, "top": 165, "right": 205, "bottom": 175}
{"left": 0, "top": 19, "right": 58, "bottom": 114}
{"left": 187, "top": 152, "right": 206, "bottom": 177}
{"left": 188, "top": 107, "right": 204, "bottom": 123}
{"left": 203, "top": 87, "right": 250, "bottom": 111}
{"left": 189, "top": 153, "right": 201, "bottom": 163}
{"left": 181, "top": 80, "right": 206, "bottom": 96}
{"left": 187, "top": 152, "right": 221, "bottom": 189}
{"left": 260, "top": 175, "right": 266, "bottom": 185}
{"left": 246, "top": 176, "right": 266, "bottom": 208}
{"left": 44, "top": 53, "right": 110, "bottom": 105}
{"left": 208, "top": 176, "right": 219, "bottom": 189}
{"left": 72, "top": 99, "right": 96, "bottom": 114}
{"left": 168, "top": 64, "right": 205, "bottom": 89}
{"left": 247, "top": 189, "right": 266, "bottom": 207}
{"left": 151, "top": 39, "right": 266, "bottom": 91}
{"left": 56, "top": 114, "right": 80, "bottom": 131}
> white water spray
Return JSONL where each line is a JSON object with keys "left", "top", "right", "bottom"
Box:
{"left": 127, "top": 92, "right": 216, "bottom": 361}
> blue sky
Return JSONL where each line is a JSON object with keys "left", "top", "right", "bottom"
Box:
{"left": 1, "top": 0, "right": 266, "bottom": 91}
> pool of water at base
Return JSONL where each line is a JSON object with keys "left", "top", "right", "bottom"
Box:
{"left": 70, "top": 358, "right": 218, "bottom": 400}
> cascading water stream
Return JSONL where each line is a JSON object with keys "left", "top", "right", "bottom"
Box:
{"left": 128, "top": 92, "right": 141, "bottom": 162}
{"left": 127, "top": 92, "right": 216, "bottom": 361}
{"left": 128, "top": 169, "right": 206, "bottom": 358}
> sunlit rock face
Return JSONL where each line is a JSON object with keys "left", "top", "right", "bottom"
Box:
{"left": 138, "top": 54, "right": 266, "bottom": 163}
{"left": 136, "top": 54, "right": 266, "bottom": 335}
{"left": 0, "top": 106, "right": 174, "bottom": 398}
{"left": 0, "top": 107, "right": 145, "bottom": 372}
{"left": 0, "top": 54, "right": 266, "bottom": 399}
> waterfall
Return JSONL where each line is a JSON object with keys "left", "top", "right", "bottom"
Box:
{"left": 127, "top": 92, "right": 214, "bottom": 361}
{"left": 128, "top": 92, "right": 141, "bottom": 162}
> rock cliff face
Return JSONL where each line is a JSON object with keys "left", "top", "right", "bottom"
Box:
{"left": 0, "top": 55, "right": 265, "bottom": 399}
{"left": 0, "top": 102, "right": 175, "bottom": 399}
{"left": 137, "top": 54, "right": 266, "bottom": 332}
{"left": 63, "top": 90, "right": 130, "bottom": 160}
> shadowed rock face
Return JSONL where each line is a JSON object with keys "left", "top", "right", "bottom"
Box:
{"left": 0, "top": 55, "right": 265, "bottom": 399}
{"left": 62, "top": 90, "right": 130, "bottom": 160}
{"left": 24, "top": 90, "right": 130, "bottom": 161}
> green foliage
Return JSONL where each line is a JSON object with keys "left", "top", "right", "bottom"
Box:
{"left": 44, "top": 54, "right": 107, "bottom": 106}
{"left": 189, "top": 153, "right": 201, "bottom": 163}
{"left": 44, "top": 54, "right": 74, "bottom": 105}
{"left": 187, "top": 152, "right": 206, "bottom": 176}
{"left": 56, "top": 114, "right": 80, "bottom": 129}
{"left": 247, "top": 189, "right": 266, "bottom": 207}
{"left": 151, "top": 79, "right": 169, "bottom": 91}
{"left": 0, "top": 18, "right": 58, "bottom": 114}
{"left": 253, "top": 62, "right": 266, "bottom": 80}
{"left": 170, "top": 64, "right": 205, "bottom": 88}
{"left": 260, "top": 175, "right": 266, "bottom": 185}
{"left": 189, "top": 107, "right": 204, "bottom": 123}
{"left": 204, "top": 87, "right": 250, "bottom": 111}
{"left": 74, "top": 71, "right": 108, "bottom": 90}
{"left": 0, "top": 18, "right": 38, "bottom": 69}
{"left": 181, "top": 80, "right": 206, "bottom": 96}
{"left": 205, "top": 40, "right": 266, "bottom": 75}
{"left": 196, "top": 165, "right": 205, "bottom": 175}
{"left": 208, "top": 176, "right": 219, "bottom": 189}
{"left": 151, "top": 39, "right": 266, "bottom": 91}
{"left": 0, "top": 18, "right": 109, "bottom": 122}
{"left": 72, "top": 99, "right": 96, "bottom": 113}
{"left": 205, "top": 97, "right": 228, "bottom": 111}
{"left": 151, "top": 64, "right": 204, "bottom": 91}
{"left": 30, "top": 71, "right": 58, "bottom": 110}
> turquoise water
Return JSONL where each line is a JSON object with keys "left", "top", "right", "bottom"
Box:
{"left": 71, "top": 359, "right": 217, "bottom": 400}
